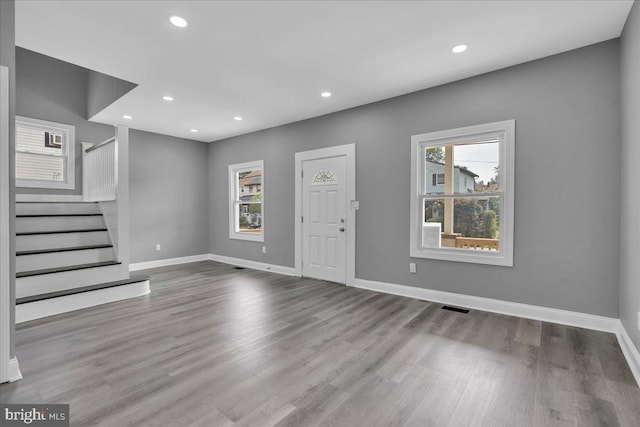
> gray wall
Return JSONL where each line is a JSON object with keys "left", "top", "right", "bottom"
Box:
{"left": 16, "top": 48, "right": 114, "bottom": 196}
{"left": 87, "top": 70, "right": 137, "bottom": 120}
{"left": 209, "top": 40, "right": 621, "bottom": 318}
{"left": 0, "top": 0, "right": 16, "bottom": 358}
{"left": 15, "top": 48, "right": 210, "bottom": 265}
{"left": 620, "top": 2, "right": 640, "bottom": 350}
{"left": 130, "top": 130, "right": 209, "bottom": 264}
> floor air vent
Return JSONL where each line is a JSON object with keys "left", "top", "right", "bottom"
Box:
{"left": 441, "top": 305, "right": 469, "bottom": 314}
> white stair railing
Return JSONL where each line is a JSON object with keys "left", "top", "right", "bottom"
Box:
{"left": 82, "top": 136, "right": 117, "bottom": 201}
{"left": 81, "top": 125, "right": 129, "bottom": 272}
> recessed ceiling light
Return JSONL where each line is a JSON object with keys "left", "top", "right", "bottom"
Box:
{"left": 321, "top": 91, "right": 332, "bottom": 98}
{"left": 190, "top": 129, "right": 198, "bottom": 133}
{"left": 122, "top": 115, "right": 132, "bottom": 119}
{"left": 452, "top": 44, "right": 468, "bottom": 53}
{"left": 162, "top": 95, "right": 174, "bottom": 101}
{"left": 170, "top": 16, "right": 188, "bottom": 28}
{"left": 234, "top": 116, "right": 243, "bottom": 121}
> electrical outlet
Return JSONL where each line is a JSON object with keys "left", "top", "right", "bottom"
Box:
{"left": 262, "top": 246, "right": 266, "bottom": 254}
{"left": 156, "top": 244, "right": 161, "bottom": 251}
{"left": 409, "top": 262, "right": 416, "bottom": 273}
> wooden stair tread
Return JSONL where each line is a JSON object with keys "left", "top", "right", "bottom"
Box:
{"left": 16, "top": 244, "right": 114, "bottom": 256}
{"left": 17, "top": 228, "right": 108, "bottom": 236}
{"left": 16, "top": 275, "right": 149, "bottom": 304}
{"left": 17, "top": 261, "right": 122, "bottom": 278}
{"left": 17, "top": 214, "right": 103, "bottom": 217}
{"left": 16, "top": 201, "right": 98, "bottom": 204}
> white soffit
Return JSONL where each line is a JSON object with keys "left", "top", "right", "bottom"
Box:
{"left": 15, "top": 1, "right": 633, "bottom": 142}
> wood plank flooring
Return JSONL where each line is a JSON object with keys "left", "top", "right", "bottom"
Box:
{"left": 2, "top": 261, "right": 639, "bottom": 426}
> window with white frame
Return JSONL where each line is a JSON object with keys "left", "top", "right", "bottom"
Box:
{"left": 16, "top": 116, "right": 75, "bottom": 189}
{"left": 410, "top": 120, "right": 514, "bottom": 266}
{"left": 229, "top": 160, "right": 264, "bottom": 242}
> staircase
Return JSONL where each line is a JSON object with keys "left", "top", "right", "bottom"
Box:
{"left": 15, "top": 200, "right": 149, "bottom": 323}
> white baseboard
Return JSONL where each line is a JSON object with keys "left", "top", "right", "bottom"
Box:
{"left": 8, "top": 357, "right": 22, "bottom": 382}
{"left": 208, "top": 254, "right": 297, "bottom": 277}
{"left": 129, "top": 254, "right": 210, "bottom": 271}
{"left": 16, "top": 194, "right": 83, "bottom": 202}
{"left": 617, "top": 321, "right": 640, "bottom": 387}
{"left": 354, "top": 278, "right": 619, "bottom": 334}
{"left": 16, "top": 280, "right": 150, "bottom": 323}
{"left": 128, "top": 253, "right": 296, "bottom": 277}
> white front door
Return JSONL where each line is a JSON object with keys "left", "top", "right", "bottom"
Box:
{"left": 302, "top": 155, "right": 347, "bottom": 283}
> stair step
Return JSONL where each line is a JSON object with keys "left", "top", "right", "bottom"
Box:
{"left": 16, "top": 246, "right": 116, "bottom": 273}
{"left": 16, "top": 262, "right": 125, "bottom": 298}
{"left": 16, "top": 230, "right": 111, "bottom": 252}
{"left": 16, "top": 202, "right": 100, "bottom": 216}
{"left": 17, "top": 261, "right": 122, "bottom": 278}
{"left": 16, "top": 277, "right": 150, "bottom": 323}
{"left": 17, "top": 201, "right": 97, "bottom": 203}
{"left": 17, "top": 228, "right": 108, "bottom": 236}
{"left": 16, "top": 275, "right": 149, "bottom": 304}
{"left": 17, "top": 215, "right": 105, "bottom": 233}
{"left": 17, "top": 214, "right": 103, "bottom": 218}
{"left": 16, "top": 244, "right": 113, "bottom": 256}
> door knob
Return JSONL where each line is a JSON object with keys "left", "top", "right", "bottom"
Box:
{"left": 339, "top": 227, "right": 345, "bottom": 232}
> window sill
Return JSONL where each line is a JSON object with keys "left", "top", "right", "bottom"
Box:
{"left": 410, "top": 247, "right": 513, "bottom": 267}
{"left": 229, "top": 232, "right": 264, "bottom": 243}
{"left": 17, "top": 179, "right": 74, "bottom": 190}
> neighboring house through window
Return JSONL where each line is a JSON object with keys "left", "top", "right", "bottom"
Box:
{"left": 16, "top": 116, "right": 75, "bottom": 189}
{"left": 229, "top": 160, "right": 264, "bottom": 241}
{"left": 428, "top": 165, "right": 477, "bottom": 193}
{"left": 410, "top": 120, "right": 514, "bottom": 266}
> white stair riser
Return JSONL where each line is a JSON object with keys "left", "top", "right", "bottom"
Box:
{"left": 16, "top": 216, "right": 105, "bottom": 233}
{"left": 16, "top": 264, "right": 124, "bottom": 298}
{"left": 16, "top": 202, "right": 100, "bottom": 216}
{"left": 16, "top": 281, "right": 150, "bottom": 323}
{"left": 16, "top": 231, "right": 111, "bottom": 252}
{"left": 16, "top": 247, "right": 116, "bottom": 273}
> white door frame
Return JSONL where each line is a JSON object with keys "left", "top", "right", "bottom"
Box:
{"left": 294, "top": 143, "right": 356, "bottom": 286}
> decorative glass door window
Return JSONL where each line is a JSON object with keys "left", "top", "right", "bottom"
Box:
{"left": 311, "top": 168, "right": 337, "bottom": 185}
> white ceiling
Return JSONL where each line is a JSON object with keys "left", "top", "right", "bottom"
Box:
{"left": 15, "top": 0, "right": 633, "bottom": 143}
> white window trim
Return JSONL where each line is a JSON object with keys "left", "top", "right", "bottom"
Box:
{"left": 16, "top": 116, "right": 75, "bottom": 190}
{"left": 228, "top": 160, "right": 264, "bottom": 242}
{"left": 410, "top": 120, "right": 515, "bottom": 267}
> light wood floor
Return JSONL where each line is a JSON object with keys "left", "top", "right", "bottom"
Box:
{"left": 2, "top": 261, "right": 639, "bottom": 426}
